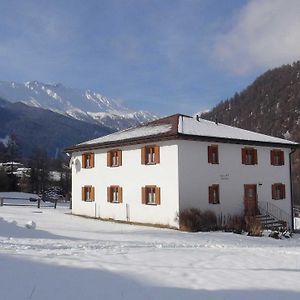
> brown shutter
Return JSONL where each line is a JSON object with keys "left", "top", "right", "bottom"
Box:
{"left": 270, "top": 150, "right": 274, "bottom": 165}
{"left": 117, "top": 150, "right": 122, "bottom": 166}
{"left": 154, "top": 145, "right": 160, "bottom": 164}
{"left": 271, "top": 184, "right": 276, "bottom": 199}
{"left": 253, "top": 149, "right": 258, "bottom": 164}
{"left": 155, "top": 187, "right": 161, "bottom": 205}
{"left": 118, "top": 186, "right": 123, "bottom": 203}
{"left": 141, "top": 147, "right": 146, "bottom": 165}
{"left": 107, "top": 186, "right": 111, "bottom": 202}
{"left": 208, "top": 146, "right": 212, "bottom": 163}
{"left": 241, "top": 148, "right": 246, "bottom": 164}
{"left": 90, "top": 153, "right": 95, "bottom": 168}
{"left": 215, "top": 185, "right": 220, "bottom": 203}
{"left": 82, "top": 187, "right": 86, "bottom": 201}
{"left": 208, "top": 186, "right": 213, "bottom": 203}
{"left": 91, "top": 187, "right": 95, "bottom": 201}
{"left": 282, "top": 184, "right": 286, "bottom": 199}
{"left": 107, "top": 151, "right": 112, "bottom": 167}
{"left": 215, "top": 146, "right": 219, "bottom": 164}
{"left": 141, "top": 187, "right": 146, "bottom": 204}
{"left": 82, "top": 154, "right": 86, "bottom": 168}
{"left": 280, "top": 151, "right": 285, "bottom": 165}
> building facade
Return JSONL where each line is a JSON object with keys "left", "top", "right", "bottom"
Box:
{"left": 65, "top": 114, "right": 298, "bottom": 229}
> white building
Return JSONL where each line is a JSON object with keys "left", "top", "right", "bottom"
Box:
{"left": 65, "top": 114, "right": 298, "bottom": 229}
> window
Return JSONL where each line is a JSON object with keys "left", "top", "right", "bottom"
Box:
{"left": 82, "top": 186, "right": 95, "bottom": 202}
{"left": 141, "top": 186, "right": 161, "bottom": 205}
{"left": 107, "top": 150, "right": 122, "bottom": 167}
{"left": 82, "top": 152, "right": 95, "bottom": 168}
{"left": 208, "top": 145, "right": 219, "bottom": 164}
{"left": 272, "top": 183, "right": 286, "bottom": 200}
{"left": 270, "top": 149, "right": 284, "bottom": 166}
{"left": 107, "top": 186, "right": 123, "bottom": 203}
{"left": 208, "top": 184, "right": 220, "bottom": 204}
{"left": 241, "top": 147, "right": 257, "bottom": 165}
{"left": 141, "top": 145, "right": 160, "bottom": 165}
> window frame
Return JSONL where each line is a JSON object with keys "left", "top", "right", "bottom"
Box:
{"left": 208, "top": 145, "right": 219, "bottom": 164}
{"left": 107, "top": 185, "right": 123, "bottom": 203}
{"left": 270, "top": 149, "right": 284, "bottom": 166}
{"left": 142, "top": 185, "right": 161, "bottom": 205}
{"left": 82, "top": 185, "right": 95, "bottom": 202}
{"left": 82, "top": 152, "right": 95, "bottom": 169}
{"left": 242, "top": 147, "right": 257, "bottom": 165}
{"left": 208, "top": 184, "right": 220, "bottom": 204}
{"left": 272, "top": 183, "right": 286, "bottom": 200}
{"left": 141, "top": 145, "right": 160, "bottom": 165}
{"left": 107, "top": 149, "right": 122, "bottom": 167}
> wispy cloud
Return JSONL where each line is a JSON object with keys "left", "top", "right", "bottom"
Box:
{"left": 212, "top": 0, "right": 300, "bottom": 74}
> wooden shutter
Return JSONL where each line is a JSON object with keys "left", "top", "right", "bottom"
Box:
{"left": 280, "top": 151, "right": 285, "bottom": 165}
{"left": 241, "top": 148, "right": 246, "bottom": 164}
{"left": 208, "top": 186, "right": 213, "bottom": 204}
{"left": 141, "top": 147, "right": 146, "bottom": 165}
{"left": 118, "top": 186, "right": 123, "bottom": 203}
{"left": 117, "top": 150, "right": 122, "bottom": 166}
{"left": 82, "top": 187, "right": 86, "bottom": 201}
{"left": 281, "top": 184, "right": 286, "bottom": 199}
{"left": 90, "top": 153, "right": 95, "bottom": 168}
{"left": 208, "top": 146, "right": 212, "bottom": 163}
{"left": 155, "top": 187, "right": 161, "bottom": 205}
{"left": 253, "top": 149, "right": 258, "bottom": 164}
{"left": 154, "top": 145, "right": 160, "bottom": 164}
{"left": 107, "top": 151, "right": 112, "bottom": 167}
{"left": 270, "top": 150, "right": 275, "bottom": 165}
{"left": 82, "top": 154, "right": 86, "bottom": 168}
{"left": 271, "top": 184, "right": 276, "bottom": 199}
{"left": 91, "top": 187, "right": 95, "bottom": 201}
{"left": 107, "top": 186, "right": 111, "bottom": 202}
{"left": 141, "top": 187, "right": 146, "bottom": 204}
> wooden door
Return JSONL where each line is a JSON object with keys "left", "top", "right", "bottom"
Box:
{"left": 244, "top": 184, "right": 258, "bottom": 216}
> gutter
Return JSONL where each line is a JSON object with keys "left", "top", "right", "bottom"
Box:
{"left": 289, "top": 148, "right": 296, "bottom": 232}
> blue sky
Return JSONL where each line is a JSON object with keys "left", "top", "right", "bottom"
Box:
{"left": 0, "top": 0, "right": 300, "bottom": 115}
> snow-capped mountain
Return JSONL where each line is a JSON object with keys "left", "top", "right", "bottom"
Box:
{"left": 0, "top": 81, "right": 157, "bottom": 130}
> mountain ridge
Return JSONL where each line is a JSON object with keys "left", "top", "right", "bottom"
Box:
{"left": 0, "top": 80, "right": 156, "bottom": 130}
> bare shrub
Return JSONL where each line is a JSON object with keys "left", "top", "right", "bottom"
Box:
{"left": 245, "top": 216, "right": 263, "bottom": 236}
{"left": 179, "top": 208, "right": 218, "bottom": 232}
{"left": 224, "top": 215, "right": 245, "bottom": 234}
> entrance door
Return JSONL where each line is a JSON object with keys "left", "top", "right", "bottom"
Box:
{"left": 244, "top": 184, "right": 258, "bottom": 216}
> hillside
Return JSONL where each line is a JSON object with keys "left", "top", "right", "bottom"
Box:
{"left": 201, "top": 61, "right": 300, "bottom": 203}
{"left": 0, "top": 81, "right": 156, "bottom": 130}
{"left": 0, "top": 97, "right": 113, "bottom": 157}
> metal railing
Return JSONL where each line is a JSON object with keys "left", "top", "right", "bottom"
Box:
{"left": 257, "top": 201, "right": 291, "bottom": 230}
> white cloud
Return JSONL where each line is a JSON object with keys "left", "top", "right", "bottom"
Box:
{"left": 213, "top": 0, "right": 300, "bottom": 74}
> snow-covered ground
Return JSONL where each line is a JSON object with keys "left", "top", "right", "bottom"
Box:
{"left": 0, "top": 206, "right": 300, "bottom": 300}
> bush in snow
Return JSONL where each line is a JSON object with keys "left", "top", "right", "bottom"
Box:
{"left": 25, "top": 220, "right": 36, "bottom": 229}
{"left": 179, "top": 209, "right": 218, "bottom": 232}
{"left": 245, "top": 216, "right": 262, "bottom": 236}
{"left": 223, "top": 214, "right": 245, "bottom": 234}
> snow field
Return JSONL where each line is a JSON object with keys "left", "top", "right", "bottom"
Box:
{"left": 0, "top": 206, "right": 300, "bottom": 300}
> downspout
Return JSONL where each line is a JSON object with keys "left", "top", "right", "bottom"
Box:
{"left": 289, "top": 148, "right": 296, "bottom": 232}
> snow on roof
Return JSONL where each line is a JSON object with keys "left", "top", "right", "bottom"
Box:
{"left": 179, "top": 116, "right": 297, "bottom": 145}
{"left": 80, "top": 123, "right": 173, "bottom": 145}
{"left": 67, "top": 114, "right": 298, "bottom": 152}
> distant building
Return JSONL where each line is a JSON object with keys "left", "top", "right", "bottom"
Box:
{"left": 65, "top": 114, "right": 298, "bottom": 229}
